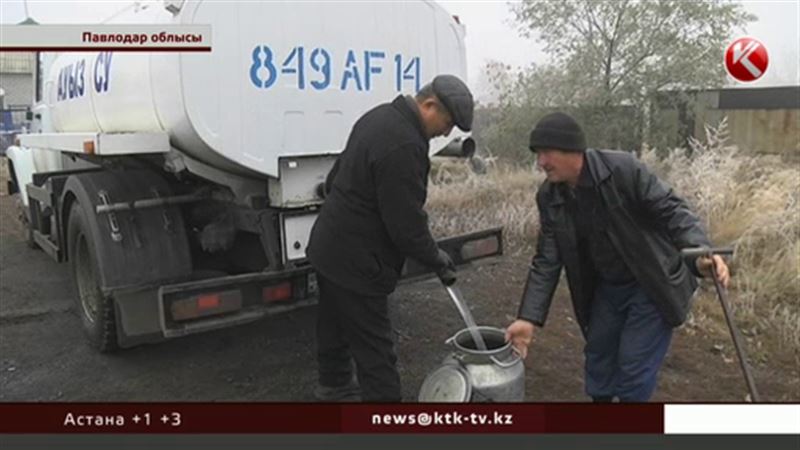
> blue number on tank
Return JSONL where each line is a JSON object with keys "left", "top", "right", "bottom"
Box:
{"left": 249, "top": 45, "right": 277, "bottom": 89}
{"left": 395, "top": 55, "right": 421, "bottom": 93}
{"left": 309, "top": 48, "right": 331, "bottom": 90}
{"left": 249, "top": 45, "right": 421, "bottom": 93}
{"left": 282, "top": 47, "right": 305, "bottom": 89}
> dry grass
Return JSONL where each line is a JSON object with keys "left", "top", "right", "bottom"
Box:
{"left": 427, "top": 120, "right": 800, "bottom": 348}
{"left": 428, "top": 159, "right": 544, "bottom": 248}
{"left": 642, "top": 119, "right": 800, "bottom": 349}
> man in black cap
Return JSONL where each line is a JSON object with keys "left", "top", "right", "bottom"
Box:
{"left": 505, "top": 112, "right": 730, "bottom": 402}
{"left": 307, "top": 75, "right": 474, "bottom": 402}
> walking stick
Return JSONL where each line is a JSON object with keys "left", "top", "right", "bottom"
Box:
{"left": 682, "top": 247, "right": 761, "bottom": 402}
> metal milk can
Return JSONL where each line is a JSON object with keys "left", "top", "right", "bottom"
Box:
{"left": 418, "top": 326, "right": 525, "bottom": 402}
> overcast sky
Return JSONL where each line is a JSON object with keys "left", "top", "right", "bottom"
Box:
{"left": 443, "top": 0, "right": 800, "bottom": 99}
{"left": 1, "top": 0, "right": 798, "bottom": 101}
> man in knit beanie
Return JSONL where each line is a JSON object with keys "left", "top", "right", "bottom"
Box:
{"left": 505, "top": 112, "right": 730, "bottom": 402}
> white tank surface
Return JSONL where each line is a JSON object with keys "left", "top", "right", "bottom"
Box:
{"left": 44, "top": 1, "right": 469, "bottom": 178}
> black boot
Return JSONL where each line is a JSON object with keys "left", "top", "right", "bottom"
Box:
{"left": 314, "top": 377, "right": 362, "bottom": 402}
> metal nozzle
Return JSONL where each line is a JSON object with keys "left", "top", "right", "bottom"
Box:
{"left": 680, "top": 246, "right": 735, "bottom": 258}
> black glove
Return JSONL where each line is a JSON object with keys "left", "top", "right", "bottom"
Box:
{"left": 435, "top": 248, "right": 457, "bottom": 286}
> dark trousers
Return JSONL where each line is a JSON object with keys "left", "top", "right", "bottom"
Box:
{"left": 316, "top": 273, "right": 401, "bottom": 402}
{"left": 584, "top": 280, "right": 673, "bottom": 402}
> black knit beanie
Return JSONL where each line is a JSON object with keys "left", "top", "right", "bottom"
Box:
{"left": 529, "top": 112, "right": 587, "bottom": 152}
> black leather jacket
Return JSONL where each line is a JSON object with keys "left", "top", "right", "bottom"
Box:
{"left": 518, "top": 149, "right": 711, "bottom": 336}
{"left": 307, "top": 96, "right": 443, "bottom": 297}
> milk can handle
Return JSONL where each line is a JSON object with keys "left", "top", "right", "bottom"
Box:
{"left": 490, "top": 347, "right": 523, "bottom": 368}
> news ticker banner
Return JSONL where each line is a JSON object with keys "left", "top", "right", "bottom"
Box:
{"left": 0, "top": 25, "right": 211, "bottom": 51}
{"left": 0, "top": 404, "right": 798, "bottom": 434}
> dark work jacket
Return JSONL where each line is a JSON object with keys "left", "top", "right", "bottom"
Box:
{"left": 518, "top": 149, "right": 712, "bottom": 337}
{"left": 307, "top": 96, "right": 443, "bottom": 296}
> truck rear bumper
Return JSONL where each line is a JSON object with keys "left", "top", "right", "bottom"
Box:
{"left": 111, "top": 227, "right": 503, "bottom": 349}
{"left": 113, "top": 266, "right": 317, "bottom": 349}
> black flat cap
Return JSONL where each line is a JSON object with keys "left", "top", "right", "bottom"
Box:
{"left": 432, "top": 74, "right": 474, "bottom": 132}
{"left": 529, "top": 112, "right": 587, "bottom": 152}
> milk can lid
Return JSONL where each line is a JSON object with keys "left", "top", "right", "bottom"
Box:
{"left": 418, "top": 364, "right": 471, "bottom": 402}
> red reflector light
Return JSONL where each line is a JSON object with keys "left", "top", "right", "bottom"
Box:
{"left": 197, "top": 294, "right": 220, "bottom": 310}
{"left": 263, "top": 282, "right": 292, "bottom": 302}
{"left": 170, "top": 290, "right": 242, "bottom": 321}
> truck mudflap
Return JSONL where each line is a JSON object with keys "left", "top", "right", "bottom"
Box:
{"left": 112, "top": 228, "right": 503, "bottom": 349}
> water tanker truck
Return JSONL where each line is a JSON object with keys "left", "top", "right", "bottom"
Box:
{"left": 5, "top": 1, "right": 502, "bottom": 352}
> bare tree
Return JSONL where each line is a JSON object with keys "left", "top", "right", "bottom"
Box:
{"left": 476, "top": 1, "right": 755, "bottom": 157}
{"left": 510, "top": 0, "right": 755, "bottom": 106}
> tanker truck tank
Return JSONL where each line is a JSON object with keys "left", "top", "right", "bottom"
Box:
{"left": 42, "top": 0, "right": 470, "bottom": 181}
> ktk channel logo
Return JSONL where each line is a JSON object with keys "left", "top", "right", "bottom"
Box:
{"left": 724, "top": 37, "right": 769, "bottom": 83}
